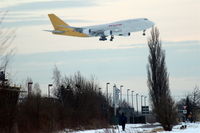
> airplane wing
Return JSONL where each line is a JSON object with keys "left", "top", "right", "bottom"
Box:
{"left": 59, "top": 25, "right": 106, "bottom": 37}
{"left": 89, "top": 30, "right": 105, "bottom": 36}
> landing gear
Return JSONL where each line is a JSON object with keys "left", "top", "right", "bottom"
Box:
{"left": 143, "top": 30, "right": 146, "bottom": 36}
{"left": 99, "top": 36, "right": 107, "bottom": 41}
{"left": 110, "top": 35, "right": 114, "bottom": 41}
{"left": 99, "top": 35, "right": 114, "bottom": 41}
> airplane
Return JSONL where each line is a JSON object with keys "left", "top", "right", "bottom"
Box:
{"left": 46, "top": 14, "right": 155, "bottom": 41}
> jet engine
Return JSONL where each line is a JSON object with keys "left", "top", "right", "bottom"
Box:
{"left": 82, "top": 29, "right": 91, "bottom": 35}
{"left": 104, "top": 30, "right": 112, "bottom": 36}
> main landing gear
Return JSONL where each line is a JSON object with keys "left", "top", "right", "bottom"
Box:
{"left": 99, "top": 36, "right": 107, "bottom": 41}
{"left": 99, "top": 35, "right": 114, "bottom": 41}
{"left": 143, "top": 30, "right": 146, "bottom": 36}
{"left": 110, "top": 35, "right": 114, "bottom": 41}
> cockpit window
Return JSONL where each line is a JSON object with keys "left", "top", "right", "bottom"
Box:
{"left": 144, "top": 18, "right": 148, "bottom": 20}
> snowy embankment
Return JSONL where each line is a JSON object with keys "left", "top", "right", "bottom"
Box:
{"left": 60, "top": 122, "right": 200, "bottom": 133}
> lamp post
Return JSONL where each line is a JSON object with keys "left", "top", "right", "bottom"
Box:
{"left": 113, "top": 84, "right": 116, "bottom": 106}
{"left": 106, "top": 82, "right": 110, "bottom": 101}
{"left": 113, "top": 84, "right": 117, "bottom": 116}
{"left": 48, "top": 84, "right": 53, "bottom": 97}
{"left": 136, "top": 93, "right": 139, "bottom": 115}
{"left": 144, "top": 96, "right": 147, "bottom": 106}
{"left": 127, "top": 89, "right": 130, "bottom": 104}
{"left": 131, "top": 91, "right": 134, "bottom": 108}
{"left": 99, "top": 88, "right": 101, "bottom": 94}
{"left": 141, "top": 95, "right": 143, "bottom": 108}
{"left": 120, "top": 85, "right": 123, "bottom": 102}
{"left": 28, "top": 82, "right": 33, "bottom": 97}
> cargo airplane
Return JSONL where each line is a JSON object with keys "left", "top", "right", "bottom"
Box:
{"left": 46, "top": 14, "right": 154, "bottom": 41}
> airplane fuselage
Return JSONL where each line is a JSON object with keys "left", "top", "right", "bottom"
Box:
{"left": 82, "top": 18, "right": 154, "bottom": 37}
{"left": 47, "top": 14, "right": 155, "bottom": 41}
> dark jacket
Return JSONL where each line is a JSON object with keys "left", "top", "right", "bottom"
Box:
{"left": 119, "top": 113, "right": 127, "bottom": 125}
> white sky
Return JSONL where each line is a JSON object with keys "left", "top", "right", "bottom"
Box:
{"left": 1, "top": 0, "right": 200, "bottom": 101}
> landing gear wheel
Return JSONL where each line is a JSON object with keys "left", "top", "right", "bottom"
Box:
{"left": 110, "top": 35, "right": 114, "bottom": 41}
{"left": 143, "top": 30, "right": 146, "bottom": 36}
{"left": 99, "top": 36, "right": 107, "bottom": 41}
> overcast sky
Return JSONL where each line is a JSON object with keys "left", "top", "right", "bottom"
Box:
{"left": 1, "top": 0, "right": 200, "bottom": 102}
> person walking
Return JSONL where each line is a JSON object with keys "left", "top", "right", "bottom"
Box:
{"left": 120, "top": 113, "right": 127, "bottom": 131}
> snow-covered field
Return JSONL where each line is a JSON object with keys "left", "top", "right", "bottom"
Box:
{"left": 61, "top": 122, "right": 200, "bottom": 133}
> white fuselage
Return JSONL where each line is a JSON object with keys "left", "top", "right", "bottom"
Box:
{"left": 47, "top": 14, "right": 155, "bottom": 41}
{"left": 83, "top": 18, "right": 154, "bottom": 36}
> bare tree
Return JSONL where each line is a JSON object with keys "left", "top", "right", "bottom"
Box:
{"left": 147, "top": 27, "right": 177, "bottom": 131}
{"left": 0, "top": 11, "right": 15, "bottom": 73}
{"left": 53, "top": 70, "right": 110, "bottom": 128}
{"left": 0, "top": 11, "right": 18, "bottom": 133}
{"left": 188, "top": 86, "right": 200, "bottom": 122}
{"left": 33, "top": 82, "right": 41, "bottom": 96}
{"left": 52, "top": 65, "right": 62, "bottom": 97}
{"left": 25, "top": 77, "right": 32, "bottom": 87}
{"left": 191, "top": 86, "right": 200, "bottom": 107}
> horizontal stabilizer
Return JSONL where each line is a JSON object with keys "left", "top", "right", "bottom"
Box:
{"left": 58, "top": 25, "right": 79, "bottom": 29}
{"left": 44, "top": 30, "right": 65, "bottom": 34}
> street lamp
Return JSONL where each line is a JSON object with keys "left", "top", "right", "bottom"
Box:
{"left": 141, "top": 95, "right": 143, "bottom": 107}
{"left": 131, "top": 91, "right": 134, "bottom": 108}
{"left": 28, "top": 82, "right": 33, "bottom": 97}
{"left": 106, "top": 82, "right": 110, "bottom": 100}
{"left": 127, "top": 89, "right": 130, "bottom": 104}
{"left": 136, "top": 93, "right": 139, "bottom": 115}
{"left": 99, "top": 88, "right": 101, "bottom": 94}
{"left": 113, "top": 84, "right": 117, "bottom": 116}
{"left": 113, "top": 84, "right": 116, "bottom": 106}
{"left": 120, "top": 85, "right": 123, "bottom": 102}
{"left": 144, "top": 96, "right": 147, "bottom": 106}
{"left": 48, "top": 84, "right": 53, "bottom": 97}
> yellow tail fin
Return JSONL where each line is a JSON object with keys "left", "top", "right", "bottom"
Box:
{"left": 48, "top": 14, "right": 69, "bottom": 30}
{"left": 48, "top": 14, "right": 89, "bottom": 37}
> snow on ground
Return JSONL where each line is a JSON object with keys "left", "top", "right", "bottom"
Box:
{"left": 61, "top": 122, "right": 200, "bottom": 133}
{"left": 161, "top": 122, "right": 200, "bottom": 133}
